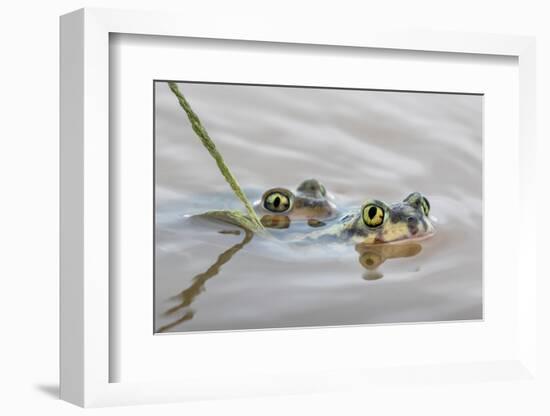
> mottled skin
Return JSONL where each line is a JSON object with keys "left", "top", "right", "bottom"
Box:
{"left": 296, "top": 192, "right": 435, "bottom": 245}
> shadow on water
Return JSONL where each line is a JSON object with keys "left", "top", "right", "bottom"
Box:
{"left": 158, "top": 229, "right": 254, "bottom": 333}
{"left": 356, "top": 241, "right": 423, "bottom": 281}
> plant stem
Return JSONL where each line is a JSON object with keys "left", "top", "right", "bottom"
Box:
{"left": 167, "top": 82, "right": 265, "bottom": 232}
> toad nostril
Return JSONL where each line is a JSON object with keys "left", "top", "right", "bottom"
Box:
{"left": 407, "top": 217, "right": 417, "bottom": 224}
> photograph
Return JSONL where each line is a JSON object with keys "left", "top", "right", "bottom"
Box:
{"left": 154, "top": 81, "right": 483, "bottom": 333}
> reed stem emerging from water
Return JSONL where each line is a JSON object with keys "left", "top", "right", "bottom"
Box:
{"left": 167, "top": 82, "right": 265, "bottom": 232}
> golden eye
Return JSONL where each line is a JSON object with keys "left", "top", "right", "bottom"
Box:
{"left": 362, "top": 204, "right": 385, "bottom": 228}
{"left": 263, "top": 191, "right": 292, "bottom": 213}
{"left": 420, "top": 197, "right": 430, "bottom": 216}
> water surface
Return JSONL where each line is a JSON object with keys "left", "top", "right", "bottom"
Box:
{"left": 154, "top": 82, "right": 483, "bottom": 333}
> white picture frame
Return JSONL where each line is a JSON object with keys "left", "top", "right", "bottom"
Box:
{"left": 60, "top": 7, "right": 537, "bottom": 407}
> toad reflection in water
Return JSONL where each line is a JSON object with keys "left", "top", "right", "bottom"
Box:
{"left": 356, "top": 241, "right": 423, "bottom": 281}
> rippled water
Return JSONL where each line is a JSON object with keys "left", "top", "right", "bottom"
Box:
{"left": 154, "top": 81, "right": 483, "bottom": 333}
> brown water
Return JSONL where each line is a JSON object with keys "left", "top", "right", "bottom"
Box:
{"left": 154, "top": 81, "right": 483, "bottom": 333}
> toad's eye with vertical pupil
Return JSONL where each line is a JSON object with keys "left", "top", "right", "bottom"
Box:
{"left": 362, "top": 204, "right": 385, "bottom": 228}
{"left": 420, "top": 197, "right": 430, "bottom": 216}
{"left": 263, "top": 191, "right": 292, "bottom": 213}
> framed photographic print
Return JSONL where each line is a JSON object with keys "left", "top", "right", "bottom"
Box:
{"left": 60, "top": 8, "right": 538, "bottom": 407}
